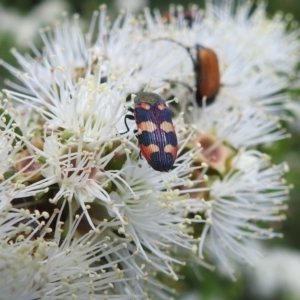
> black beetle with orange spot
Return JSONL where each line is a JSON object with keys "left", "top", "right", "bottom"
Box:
{"left": 121, "top": 92, "right": 178, "bottom": 172}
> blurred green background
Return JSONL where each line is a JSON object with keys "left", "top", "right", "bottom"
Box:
{"left": 2, "top": 0, "right": 300, "bottom": 17}
{"left": 0, "top": 0, "right": 299, "bottom": 299}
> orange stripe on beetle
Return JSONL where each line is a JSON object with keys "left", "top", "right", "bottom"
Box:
{"left": 164, "top": 144, "right": 177, "bottom": 159}
{"left": 160, "top": 121, "right": 175, "bottom": 133}
{"left": 157, "top": 103, "right": 167, "bottom": 110}
{"left": 140, "top": 144, "right": 160, "bottom": 155}
{"left": 137, "top": 102, "right": 151, "bottom": 110}
{"left": 138, "top": 121, "right": 157, "bottom": 132}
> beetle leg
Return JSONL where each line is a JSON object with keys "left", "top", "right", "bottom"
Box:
{"left": 120, "top": 114, "right": 135, "bottom": 135}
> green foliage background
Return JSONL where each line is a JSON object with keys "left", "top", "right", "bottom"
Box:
{"left": 0, "top": 0, "right": 299, "bottom": 299}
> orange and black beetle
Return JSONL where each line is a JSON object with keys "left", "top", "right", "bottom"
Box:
{"left": 154, "top": 39, "right": 221, "bottom": 107}
{"left": 122, "top": 92, "right": 178, "bottom": 172}
{"left": 194, "top": 45, "right": 220, "bottom": 106}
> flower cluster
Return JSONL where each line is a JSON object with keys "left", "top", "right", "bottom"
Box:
{"left": 0, "top": 0, "right": 298, "bottom": 298}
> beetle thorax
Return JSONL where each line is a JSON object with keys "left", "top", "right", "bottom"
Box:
{"left": 134, "top": 92, "right": 164, "bottom": 106}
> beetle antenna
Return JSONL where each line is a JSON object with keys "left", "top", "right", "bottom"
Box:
{"left": 152, "top": 38, "right": 196, "bottom": 65}
{"left": 164, "top": 79, "right": 194, "bottom": 93}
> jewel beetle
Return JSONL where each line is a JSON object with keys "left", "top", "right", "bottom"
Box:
{"left": 154, "top": 39, "right": 221, "bottom": 107}
{"left": 122, "top": 92, "right": 178, "bottom": 172}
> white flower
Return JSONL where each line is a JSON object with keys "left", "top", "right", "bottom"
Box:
{"left": 0, "top": 0, "right": 298, "bottom": 297}
{"left": 2, "top": 43, "right": 208, "bottom": 297}
{"left": 0, "top": 203, "right": 137, "bottom": 299}
{"left": 139, "top": 1, "right": 297, "bottom": 278}
{"left": 248, "top": 247, "right": 300, "bottom": 299}
{"left": 188, "top": 103, "right": 289, "bottom": 149}
{"left": 0, "top": 101, "right": 44, "bottom": 210}
{"left": 110, "top": 148, "right": 207, "bottom": 279}
{"left": 200, "top": 150, "right": 289, "bottom": 279}
{"left": 3, "top": 72, "right": 127, "bottom": 136}
{"left": 2, "top": 7, "right": 185, "bottom": 100}
{"left": 144, "top": 0, "right": 299, "bottom": 116}
{"left": 0, "top": 99, "right": 22, "bottom": 173}
{"left": 204, "top": 0, "right": 299, "bottom": 74}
